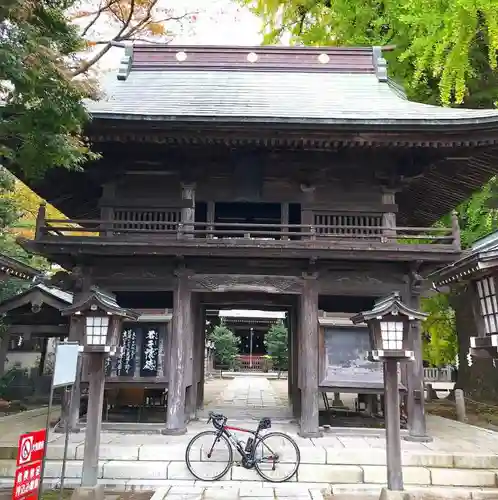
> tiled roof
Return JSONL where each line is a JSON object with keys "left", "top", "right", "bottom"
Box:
{"left": 36, "top": 284, "right": 73, "bottom": 304}
{"left": 432, "top": 230, "right": 498, "bottom": 286}
{"left": 86, "top": 45, "right": 498, "bottom": 126}
{"left": 0, "top": 253, "right": 42, "bottom": 281}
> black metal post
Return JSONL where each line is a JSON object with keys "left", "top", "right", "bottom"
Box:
{"left": 384, "top": 359, "right": 403, "bottom": 491}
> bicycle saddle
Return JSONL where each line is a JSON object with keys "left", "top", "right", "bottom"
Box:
{"left": 258, "top": 417, "right": 271, "bottom": 430}
{"left": 208, "top": 411, "right": 225, "bottom": 420}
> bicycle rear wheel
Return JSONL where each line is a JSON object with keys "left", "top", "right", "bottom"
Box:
{"left": 254, "top": 432, "right": 300, "bottom": 482}
{"left": 185, "top": 430, "right": 233, "bottom": 481}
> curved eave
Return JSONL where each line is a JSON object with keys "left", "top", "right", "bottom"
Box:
{"left": 88, "top": 112, "right": 498, "bottom": 131}
{"left": 432, "top": 252, "right": 498, "bottom": 286}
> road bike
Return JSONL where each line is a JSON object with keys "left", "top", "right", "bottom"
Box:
{"left": 185, "top": 411, "right": 300, "bottom": 482}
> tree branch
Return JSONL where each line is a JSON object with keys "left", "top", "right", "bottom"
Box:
{"left": 71, "top": 0, "right": 136, "bottom": 77}
{"left": 80, "top": 0, "right": 120, "bottom": 37}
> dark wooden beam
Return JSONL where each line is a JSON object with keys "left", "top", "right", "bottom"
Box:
{"left": 7, "top": 325, "right": 68, "bottom": 336}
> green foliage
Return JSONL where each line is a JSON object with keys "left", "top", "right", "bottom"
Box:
{"left": 0, "top": 0, "right": 96, "bottom": 179}
{"left": 0, "top": 168, "right": 48, "bottom": 304}
{"left": 209, "top": 322, "right": 240, "bottom": 370}
{"left": 421, "top": 293, "right": 457, "bottom": 367}
{"left": 455, "top": 177, "right": 498, "bottom": 249}
{"left": 240, "top": 0, "right": 498, "bottom": 106}
{"left": 264, "top": 320, "right": 288, "bottom": 372}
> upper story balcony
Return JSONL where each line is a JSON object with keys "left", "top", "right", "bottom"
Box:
{"left": 30, "top": 203, "right": 462, "bottom": 263}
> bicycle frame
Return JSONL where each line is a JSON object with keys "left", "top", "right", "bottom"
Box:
{"left": 209, "top": 422, "right": 275, "bottom": 465}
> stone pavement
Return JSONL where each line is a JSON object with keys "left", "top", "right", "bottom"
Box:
{"left": 0, "top": 406, "right": 60, "bottom": 444}
{"left": 199, "top": 376, "right": 291, "bottom": 419}
{"left": 2, "top": 378, "right": 498, "bottom": 496}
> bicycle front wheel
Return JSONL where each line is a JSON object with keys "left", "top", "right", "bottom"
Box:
{"left": 254, "top": 432, "right": 300, "bottom": 482}
{"left": 185, "top": 430, "right": 233, "bottom": 481}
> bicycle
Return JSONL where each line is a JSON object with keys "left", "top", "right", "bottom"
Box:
{"left": 185, "top": 411, "right": 301, "bottom": 482}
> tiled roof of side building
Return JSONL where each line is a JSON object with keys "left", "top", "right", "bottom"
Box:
{"left": 86, "top": 45, "right": 498, "bottom": 126}
{"left": 431, "top": 229, "right": 498, "bottom": 286}
{"left": 0, "top": 253, "right": 42, "bottom": 281}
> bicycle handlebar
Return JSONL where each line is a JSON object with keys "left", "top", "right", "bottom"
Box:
{"left": 207, "top": 411, "right": 227, "bottom": 429}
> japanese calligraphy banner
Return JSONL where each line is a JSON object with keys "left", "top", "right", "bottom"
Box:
{"left": 13, "top": 429, "right": 46, "bottom": 500}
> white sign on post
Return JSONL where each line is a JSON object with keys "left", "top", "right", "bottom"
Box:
{"left": 52, "top": 342, "right": 80, "bottom": 388}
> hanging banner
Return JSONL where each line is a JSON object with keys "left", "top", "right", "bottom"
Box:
{"left": 140, "top": 328, "right": 159, "bottom": 377}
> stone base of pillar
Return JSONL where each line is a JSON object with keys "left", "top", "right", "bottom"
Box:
{"left": 378, "top": 487, "right": 409, "bottom": 500}
{"left": 161, "top": 427, "right": 187, "bottom": 436}
{"left": 54, "top": 425, "right": 82, "bottom": 434}
{"left": 297, "top": 429, "right": 323, "bottom": 438}
{"left": 403, "top": 434, "right": 433, "bottom": 443}
{"left": 71, "top": 485, "right": 105, "bottom": 500}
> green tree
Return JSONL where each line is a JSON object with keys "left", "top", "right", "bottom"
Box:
{"left": 0, "top": 0, "right": 95, "bottom": 179}
{"left": 242, "top": 0, "right": 498, "bottom": 396}
{"left": 209, "top": 322, "right": 240, "bottom": 371}
{"left": 264, "top": 320, "right": 288, "bottom": 377}
{"left": 240, "top": 0, "right": 498, "bottom": 106}
{"left": 421, "top": 293, "right": 457, "bottom": 367}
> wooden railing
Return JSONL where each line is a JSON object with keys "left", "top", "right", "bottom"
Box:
{"left": 237, "top": 355, "right": 266, "bottom": 372}
{"left": 34, "top": 205, "right": 461, "bottom": 250}
{"left": 36, "top": 219, "right": 458, "bottom": 244}
{"left": 423, "top": 366, "right": 454, "bottom": 382}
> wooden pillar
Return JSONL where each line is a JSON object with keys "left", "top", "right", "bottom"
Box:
{"left": 287, "top": 307, "right": 293, "bottom": 410}
{"left": 382, "top": 188, "right": 397, "bottom": 239}
{"left": 35, "top": 202, "right": 46, "bottom": 240}
{"left": 181, "top": 183, "right": 196, "bottom": 238}
{"left": 197, "top": 306, "right": 206, "bottom": 410}
{"left": 38, "top": 338, "right": 49, "bottom": 376}
{"left": 81, "top": 353, "right": 106, "bottom": 487}
{"left": 0, "top": 333, "right": 9, "bottom": 377}
{"left": 281, "top": 202, "right": 289, "bottom": 240}
{"left": 186, "top": 294, "right": 200, "bottom": 421}
{"left": 207, "top": 201, "right": 215, "bottom": 238}
{"left": 298, "top": 273, "right": 321, "bottom": 437}
{"left": 164, "top": 269, "right": 190, "bottom": 434}
{"left": 384, "top": 359, "right": 404, "bottom": 490}
{"left": 451, "top": 210, "right": 461, "bottom": 251}
{"left": 300, "top": 185, "right": 315, "bottom": 240}
{"left": 100, "top": 182, "right": 115, "bottom": 237}
{"left": 405, "top": 275, "right": 431, "bottom": 442}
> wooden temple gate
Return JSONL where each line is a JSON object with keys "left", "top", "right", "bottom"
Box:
{"left": 12, "top": 44, "right": 498, "bottom": 438}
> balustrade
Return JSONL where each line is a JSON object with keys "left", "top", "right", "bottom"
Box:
{"left": 34, "top": 204, "right": 460, "bottom": 250}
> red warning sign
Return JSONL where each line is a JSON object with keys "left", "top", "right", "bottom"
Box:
{"left": 16, "top": 430, "right": 46, "bottom": 466}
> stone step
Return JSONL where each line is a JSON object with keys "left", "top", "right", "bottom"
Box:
{"left": 1, "top": 478, "right": 498, "bottom": 500}
{"left": 2, "top": 458, "right": 498, "bottom": 487}
{"left": 36, "top": 443, "right": 498, "bottom": 470}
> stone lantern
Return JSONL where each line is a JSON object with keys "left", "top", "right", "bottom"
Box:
{"left": 62, "top": 287, "right": 138, "bottom": 496}
{"left": 351, "top": 292, "right": 427, "bottom": 493}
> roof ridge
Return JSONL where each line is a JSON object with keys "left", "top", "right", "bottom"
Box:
{"left": 116, "top": 43, "right": 381, "bottom": 81}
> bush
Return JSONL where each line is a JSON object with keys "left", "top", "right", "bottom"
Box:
{"left": 261, "top": 355, "right": 273, "bottom": 373}
{"left": 210, "top": 322, "right": 240, "bottom": 371}
{"left": 265, "top": 320, "right": 288, "bottom": 377}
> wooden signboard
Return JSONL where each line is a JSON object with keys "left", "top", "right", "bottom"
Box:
{"left": 319, "top": 325, "right": 384, "bottom": 392}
